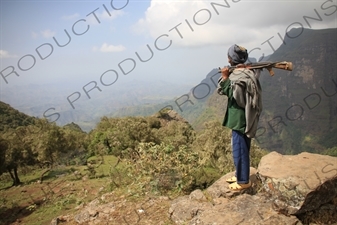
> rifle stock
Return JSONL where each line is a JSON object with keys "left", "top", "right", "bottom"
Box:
{"left": 220, "top": 61, "right": 293, "bottom": 76}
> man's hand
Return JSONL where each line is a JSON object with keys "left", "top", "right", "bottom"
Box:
{"left": 221, "top": 67, "right": 230, "bottom": 80}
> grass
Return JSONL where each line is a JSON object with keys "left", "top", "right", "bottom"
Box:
{"left": 0, "top": 156, "right": 124, "bottom": 224}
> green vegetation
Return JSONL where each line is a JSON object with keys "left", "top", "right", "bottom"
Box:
{"left": 322, "top": 147, "right": 337, "bottom": 157}
{"left": 0, "top": 102, "right": 270, "bottom": 224}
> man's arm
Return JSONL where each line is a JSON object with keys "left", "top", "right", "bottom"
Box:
{"left": 218, "top": 67, "right": 232, "bottom": 97}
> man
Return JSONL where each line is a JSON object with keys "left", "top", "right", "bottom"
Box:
{"left": 217, "top": 44, "right": 262, "bottom": 191}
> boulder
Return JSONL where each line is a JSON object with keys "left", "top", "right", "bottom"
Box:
{"left": 257, "top": 151, "right": 337, "bottom": 215}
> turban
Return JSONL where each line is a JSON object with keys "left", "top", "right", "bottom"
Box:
{"left": 228, "top": 44, "right": 248, "bottom": 64}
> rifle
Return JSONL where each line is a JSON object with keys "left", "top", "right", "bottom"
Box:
{"left": 219, "top": 61, "right": 293, "bottom": 76}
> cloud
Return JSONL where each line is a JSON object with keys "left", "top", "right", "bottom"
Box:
{"left": 31, "top": 29, "right": 56, "bottom": 39}
{"left": 86, "top": 8, "right": 125, "bottom": 25}
{"left": 134, "top": 0, "right": 337, "bottom": 52}
{"left": 40, "top": 29, "right": 56, "bottom": 38}
{"left": 93, "top": 43, "right": 126, "bottom": 52}
{"left": 31, "top": 31, "right": 39, "bottom": 39}
{"left": 0, "top": 50, "right": 17, "bottom": 59}
{"left": 62, "top": 13, "right": 80, "bottom": 21}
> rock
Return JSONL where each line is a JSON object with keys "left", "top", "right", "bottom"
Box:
{"left": 189, "top": 194, "right": 302, "bottom": 225}
{"left": 257, "top": 151, "right": 337, "bottom": 215}
{"left": 50, "top": 217, "right": 59, "bottom": 225}
{"left": 74, "top": 210, "right": 90, "bottom": 224}
{"left": 169, "top": 191, "right": 302, "bottom": 225}
{"left": 73, "top": 197, "right": 117, "bottom": 224}
{"left": 57, "top": 215, "right": 71, "bottom": 223}
{"left": 169, "top": 194, "right": 212, "bottom": 224}
{"left": 189, "top": 189, "right": 207, "bottom": 201}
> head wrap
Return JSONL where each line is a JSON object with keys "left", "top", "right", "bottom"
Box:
{"left": 227, "top": 44, "right": 248, "bottom": 64}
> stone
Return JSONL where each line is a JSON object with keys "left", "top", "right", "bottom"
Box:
{"left": 50, "top": 218, "right": 59, "bottom": 225}
{"left": 74, "top": 210, "right": 90, "bottom": 224}
{"left": 189, "top": 189, "right": 207, "bottom": 201}
{"left": 257, "top": 151, "right": 337, "bottom": 215}
{"left": 169, "top": 195, "right": 212, "bottom": 224}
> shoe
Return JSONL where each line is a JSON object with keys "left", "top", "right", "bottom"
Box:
{"left": 228, "top": 181, "right": 251, "bottom": 191}
{"left": 226, "top": 176, "right": 237, "bottom": 183}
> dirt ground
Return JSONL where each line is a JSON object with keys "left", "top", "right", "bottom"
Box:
{"left": 0, "top": 172, "right": 176, "bottom": 225}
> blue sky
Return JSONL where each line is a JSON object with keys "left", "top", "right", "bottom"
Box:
{"left": 1, "top": 0, "right": 336, "bottom": 121}
{"left": 1, "top": 0, "right": 154, "bottom": 86}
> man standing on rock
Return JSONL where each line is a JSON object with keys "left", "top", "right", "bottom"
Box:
{"left": 217, "top": 44, "right": 262, "bottom": 191}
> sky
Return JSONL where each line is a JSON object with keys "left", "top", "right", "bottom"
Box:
{"left": 0, "top": 0, "right": 336, "bottom": 120}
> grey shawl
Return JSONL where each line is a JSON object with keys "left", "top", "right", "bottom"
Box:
{"left": 229, "top": 68, "right": 262, "bottom": 138}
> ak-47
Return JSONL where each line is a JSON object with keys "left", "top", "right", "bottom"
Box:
{"left": 219, "top": 61, "right": 293, "bottom": 76}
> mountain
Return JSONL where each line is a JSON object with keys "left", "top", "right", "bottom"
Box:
{"left": 257, "top": 28, "right": 337, "bottom": 153}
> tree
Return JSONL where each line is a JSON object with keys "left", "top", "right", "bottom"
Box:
{"left": 0, "top": 127, "right": 36, "bottom": 186}
{"left": 0, "top": 116, "right": 87, "bottom": 186}
{"left": 32, "top": 120, "right": 70, "bottom": 181}
{"left": 61, "top": 125, "right": 89, "bottom": 165}
{"left": 0, "top": 136, "right": 8, "bottom": 177}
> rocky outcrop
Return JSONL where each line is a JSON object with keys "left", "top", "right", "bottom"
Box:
{"left": 169, "top": 151, "right": 337, "bottom": 225}
{"left": 170, "top": 191, "right": 301, "bottom": 225}
{"left": 257, "top": 151, "right": 337, "bottom": 219}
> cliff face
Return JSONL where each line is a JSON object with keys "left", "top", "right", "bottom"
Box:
{"left": 257, "top": 28, "right": 337, "bottom": 153}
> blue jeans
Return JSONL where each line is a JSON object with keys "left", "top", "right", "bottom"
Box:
{"left": 232, "top": 130, "right": 251, "bottom": 184}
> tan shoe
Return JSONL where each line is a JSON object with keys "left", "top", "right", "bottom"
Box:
{"left": 228, "top": 181, "right": 251, "bottom": 191}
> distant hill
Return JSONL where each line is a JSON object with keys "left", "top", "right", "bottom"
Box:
{"left": 111, "top": 68, "right": 228, "bottom": 125}
{"left": 63, "top": 122, "right": 85, "bottom": 133}
{"left": 0, "top": 101, "right": 37, "bottom": 132}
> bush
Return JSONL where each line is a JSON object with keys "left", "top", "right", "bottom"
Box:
{"left": 132, "top": 143, "right": 200, "bottom": 194}
{"left": 192, "top": 120, "right": 234, "bottom": 173}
